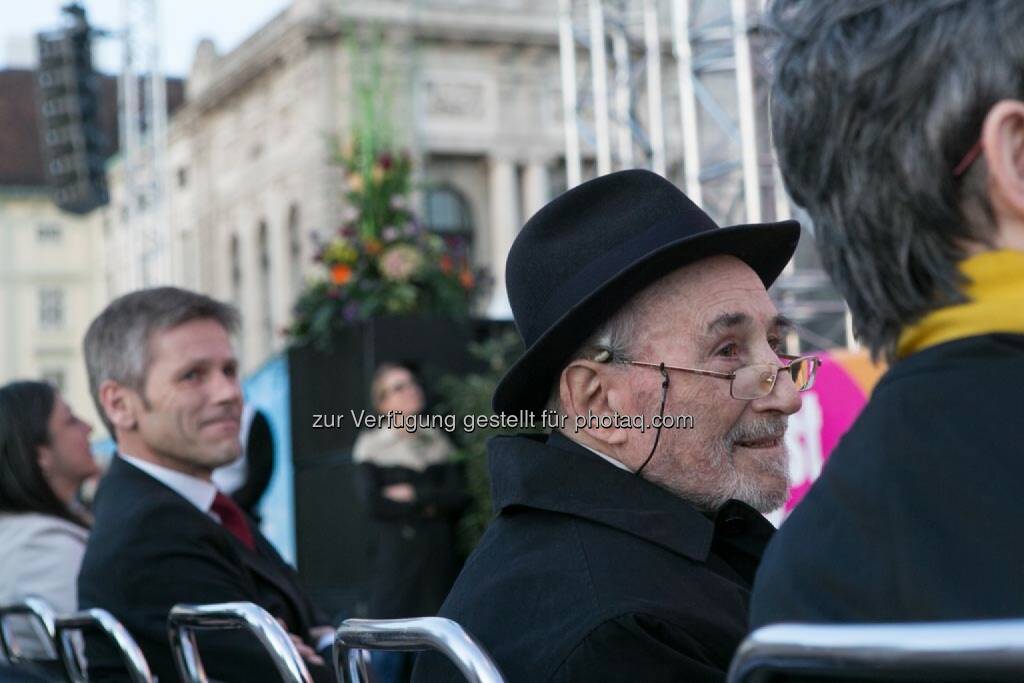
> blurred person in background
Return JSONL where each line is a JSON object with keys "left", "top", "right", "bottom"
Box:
{"left": 354, "top": 363, "right": 469, "bottom": 683}
{"left": 752, "top": 0, "right": 1024, "bottom": 626}
{"left": 0, "top": 380, "right": 96, "bottom": 615}
{"left": 213, "top": 404, "right": 276, "bottom": 522}
{"left": 78, "top": 287, "right": 336, "bottom": 683}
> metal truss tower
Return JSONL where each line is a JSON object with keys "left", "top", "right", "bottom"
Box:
{"left": 117, "top": 0, "right": 169, "bottom": 289}
{"left": 557, "top": 0, "right": 856, "bottom": 351}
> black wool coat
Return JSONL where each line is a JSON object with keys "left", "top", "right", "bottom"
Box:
{"left": 412, "top": 431, "right": 774, "bottom": 683}
{"left": 751, "top": 334, "right": 1024, "bottom": 627}
{"left": 358, "top": 461, "right": 469, "bottom": 619}
{"left": 78, "top": 456, "right": 334, "bottom": 683}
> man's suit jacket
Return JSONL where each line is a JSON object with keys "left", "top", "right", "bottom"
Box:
{"left": 78, "top": 456, "right": 332, "bottom": 683}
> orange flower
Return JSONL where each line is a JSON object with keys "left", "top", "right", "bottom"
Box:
{"left": 364, "top": 238, "right": 383, "bottom": 256}
{"left": 440, "top": 254, "right": 454, "bottom": 274}
{"left": 458, "top": 268, "right": 475, "bottom": 289}
{"left": 330, "top": 264, "right": 352, "bottom": 285}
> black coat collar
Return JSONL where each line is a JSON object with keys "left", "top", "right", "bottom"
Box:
{"left": 488, "top": 431, "right": 772, "bottom": 563}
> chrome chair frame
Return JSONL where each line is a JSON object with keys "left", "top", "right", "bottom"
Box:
{"left": 54, "top": 608, "right": 153, "bottom": 683}
{"left": 333, "top": 617, "right": 505, "bottom": 683}
{"left": 727, "top": 619, "right": 1024, "bottom": 683}
{"left": 168, "top": 602, "right": 313, "bottom": 683}
{"left": 0, "top": 598, "right": 57, "bottom": 663}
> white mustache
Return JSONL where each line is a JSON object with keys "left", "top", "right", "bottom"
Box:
{"left": 728, "top": 417, "right": 787, "bottom": 446}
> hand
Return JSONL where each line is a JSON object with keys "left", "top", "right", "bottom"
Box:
{"left": 309, "top": 625, "right": 335, "bottom": 643}
{"left": 276, "top": 619, "right": 325, "bottom": 667}
{"left": 383, "top": 483, "right": 416, "bottom": 502}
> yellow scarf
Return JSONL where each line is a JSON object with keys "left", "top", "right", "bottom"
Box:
{"left": 897, "top": 249, "right": 1024, "bottom": 358}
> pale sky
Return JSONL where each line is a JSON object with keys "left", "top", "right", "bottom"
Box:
{"left": 1, "top": 0, "right": 290, "bottom": 77}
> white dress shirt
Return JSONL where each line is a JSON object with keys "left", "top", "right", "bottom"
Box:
{"left": 574, "top": 440, "right": 633, "bottom": 472}
{"left": 118, "top": 452, "right": 219, "bottom": 519}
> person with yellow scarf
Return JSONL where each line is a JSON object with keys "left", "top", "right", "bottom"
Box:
{"left": 751, "top": 0, "right": 1024, "bottom": 627}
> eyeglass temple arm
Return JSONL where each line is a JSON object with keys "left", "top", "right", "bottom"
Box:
{"left": 626, "top": 360, "right": 735, "bottom": 380}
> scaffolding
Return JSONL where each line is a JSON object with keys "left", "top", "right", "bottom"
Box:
{"left": 556, "top": 0, "right": 856, "bottom": 351}
{"left": 117, "top": 0, "right": 170, "bottom": 290}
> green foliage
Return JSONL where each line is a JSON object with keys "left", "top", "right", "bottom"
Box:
{"left": 437, "top": 329, "right": 524, "bottom": 556}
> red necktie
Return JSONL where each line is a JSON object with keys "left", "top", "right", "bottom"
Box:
{"left": 212, "top": 492, "right": 255, "bottom": 550}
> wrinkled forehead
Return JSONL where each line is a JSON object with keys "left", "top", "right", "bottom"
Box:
{"left": 634, "top": 255, "right": 780, "bottom": 342}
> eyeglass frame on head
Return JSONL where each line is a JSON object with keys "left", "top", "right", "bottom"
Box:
{"left": 620, "top": 354, "right": 821, "bottom": 400}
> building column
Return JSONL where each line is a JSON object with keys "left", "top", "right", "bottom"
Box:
{"left": 486, "top": 155, "right": 520, "bottom": 320}
{"left": 522, "top": 158, "right": 551, "bottom": 221}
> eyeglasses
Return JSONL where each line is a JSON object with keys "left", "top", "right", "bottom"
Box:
{"left": 953, "top": 138, "right": 983, "bottom": 178}
{"left": 624, "top": 354, "right": 821, "bottom": 400}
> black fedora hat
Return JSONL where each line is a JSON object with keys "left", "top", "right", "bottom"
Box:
{"left": 492, "top": 169, "right": 800, "bottom": 415}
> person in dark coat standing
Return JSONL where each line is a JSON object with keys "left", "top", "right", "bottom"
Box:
{"left": 413, "top": 170, "right": 817, "bottom": 682}
{"left": 77, "top": 287, "right": 336, "bottom": 683}
{"left": 750, "top": 1, "right": 1024, "bottom": 627}
{"left": 354, "top": 363, "right": 469, "bottom": 682}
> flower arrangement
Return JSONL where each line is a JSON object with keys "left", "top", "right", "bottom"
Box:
{"left": 287, "top": 136, "right": 482, "bottom": 349}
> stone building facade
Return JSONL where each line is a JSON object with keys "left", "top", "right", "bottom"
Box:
{"left": 103, "top": 0, "right": 774, "bottom": 373}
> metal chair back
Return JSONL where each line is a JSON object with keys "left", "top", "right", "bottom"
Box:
{"left": 333, "top": 617, "right": 505, "bottom": 683}
{"left": 54, "top": 608, "right": 153, "bottom": 683}
{"left": 0, "top": 598, "right": 57, "bottom": 663}
{"left": 727, "top": 619, "right": 1024, "bottom": 683}
{"left": 168, "top": 602, "right": 313, "bottom": 683}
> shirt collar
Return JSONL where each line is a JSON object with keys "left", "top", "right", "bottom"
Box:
{"left": 118, "top": 452, "right": 218, "bottom": 515}
{"left": 571, "top": 437, "right": 633, "bottom": 472}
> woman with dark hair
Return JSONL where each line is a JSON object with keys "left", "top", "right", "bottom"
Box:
{"left": 354, "top": 364, "right": 470, "bottom": 683}
{"left": 0, "top": 381, "right": 97, "bottom": 614}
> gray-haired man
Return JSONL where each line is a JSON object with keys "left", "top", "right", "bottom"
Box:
{"left": 78, "top": 287, "right": 335, "bottom": 682}
{"left": 752, "top": 0, "right": 1024, "bottom": 626}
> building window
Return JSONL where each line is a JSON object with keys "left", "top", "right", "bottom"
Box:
{"left": 38, "top": 288, "right": 65, "bottom": 330}
{"left": 257, "top": 221, "right": 273, "bottom": 349}
{"left": 37, "top": 223, "right": 63, "bottom": 243}
{"left": 423, "top": 185, "right": 473, "bottom": 256}
{"left": 287, "top": 204, "right": 302, "bottom": 296}
{"left": 176, "top": 166, "right": 189, "bottom": 188}
{"left": 229, "top": 234, "right": 242, "bottom": 309}
{"left": 41, "top": 368, "right": 66, "bottom": 393}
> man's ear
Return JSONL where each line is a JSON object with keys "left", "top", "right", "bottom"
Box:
{"left": 981, "top": 99, "right": 1024, "bottom": 249}
{"left": 98, "top": 379, "right": 139, "bottom": 433}
{"left": 559, "top": 359, "right": 634, "bottom": 448}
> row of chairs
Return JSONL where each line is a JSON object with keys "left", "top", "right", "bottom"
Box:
{"left": 0, "top": 599, "right": 505, "bottom": 683}
{"left": 6, "top": 597, "right": 1024, "bottom": 681}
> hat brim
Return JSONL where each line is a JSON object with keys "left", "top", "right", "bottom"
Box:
{"left": 492, "top": 219, "right": 801, "bottom": 415}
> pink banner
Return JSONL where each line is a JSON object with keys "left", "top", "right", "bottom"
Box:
{"left": 782, "top": 350, "right": 886, "bottom": 515}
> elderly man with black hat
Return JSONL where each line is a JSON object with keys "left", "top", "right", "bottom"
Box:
{"left": 412, "top": 169, "right": 817, "bottom": 682}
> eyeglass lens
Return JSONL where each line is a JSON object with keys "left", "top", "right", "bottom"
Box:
{"left": 731, "top": 358, "right": 816, "bottom": 400}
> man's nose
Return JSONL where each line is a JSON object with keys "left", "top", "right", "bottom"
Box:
{"left": 752, "top": 367, "right": 802, "bottom": 415}
{"left": 212, "top": 371, "right": 242, "bottom": 404}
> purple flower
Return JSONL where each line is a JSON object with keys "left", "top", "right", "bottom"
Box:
{"left": 382, "top": 226, "right": 400, "bottom": 241}
{"left": 343, "top": 302, "right": 361, "bottom": 322}
{"left": 340, "top": 206, "right": 360, "bottom": 223}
